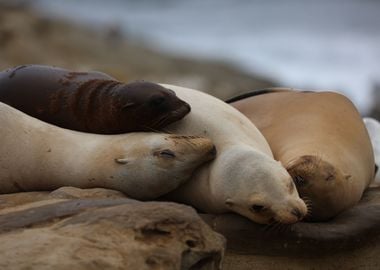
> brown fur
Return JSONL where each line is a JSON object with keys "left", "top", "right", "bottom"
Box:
{"left": 0, "top": 65, "right": 190, "bottom": 134}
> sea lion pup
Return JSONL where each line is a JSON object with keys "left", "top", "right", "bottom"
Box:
{"left": 0, "top": 102, "right": 216, "bottom": 200}
{"left": 0, "top": 65, "right": 190, "bottom": 134}
{"left": 159, "top": 84, "right": 307, "bottom": 225}
{"left": 228, "top": 89, "right": 375, "bottom": 221}
{"left": 363, "top": 117, "right": 380, "bottom": 184}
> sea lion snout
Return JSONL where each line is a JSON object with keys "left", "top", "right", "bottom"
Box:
{"left": 291, "top": 208, "right": 304, "bottom": 220}
{"left": 179, "top": 101, "right": 191, "bottom": 114}
{"left": 274, "top": 200, "right": 308, "bottom": 224}
{"left": 286, "top": 155, "right": 351, "bottom": 220}
{"left": 224, "top": 192, "right": 307, "bottom": 225}
{"left": 145, "top": 84, "right": 190, "bottom": 113}
{"left": 165, "top": 135, "right": 216, "bottom": 163}
{"left": 207, "top": 145, "right": 217, "bottom": 158}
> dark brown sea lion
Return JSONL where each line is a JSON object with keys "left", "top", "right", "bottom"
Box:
{"left": 228, "top": 88, "right": 375, "bottom": 221}
{"left": 0, "top": 65, "right": 191, "bottom": 134}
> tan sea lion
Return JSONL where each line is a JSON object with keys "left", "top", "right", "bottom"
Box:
{"left": 160, "top": 84, "right": 307, "bottom": 225}
{"left": 0, "top": 65, "right": 191, "bottom": 134}
{"left": 228, "top": 89, "right": 375, "bottom": 221}
{"left": 0, "top": 102, "right": 215, "bottom": 200}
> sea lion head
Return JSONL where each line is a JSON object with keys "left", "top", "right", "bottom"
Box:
{"left": 216, "top": 147, "right": 308, "bottom": 225}
{"left": 287, "top": 155, "right": 351, "bottom": 221}
{"left": 112, "top": 134, "right": 216, "bottom": 200}
{"left": 117, "top": 81, "right": 191, "bottom": 131}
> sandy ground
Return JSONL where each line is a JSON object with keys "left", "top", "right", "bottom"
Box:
{"left": 0, "top": 3, "right": 275, "bottom": 100}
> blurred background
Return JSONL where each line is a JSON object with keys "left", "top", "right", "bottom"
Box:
{"left": 0, "top": 0, "right": 379, "bottom": 118}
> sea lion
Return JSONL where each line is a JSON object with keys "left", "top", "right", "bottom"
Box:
{"left": 363, "top": 117, "right": 380, "bottom": 184}
{"left": 0, "top": 102, "right": 216, "bottom": 200}
{"left": 159, "top": 84, "right": 307, "bottom": 225}
{"left": 228, "top": 89, "right": 375, "bottom": 221}
{"left": 0, "top": 65, "right": 190, "bottom": 134}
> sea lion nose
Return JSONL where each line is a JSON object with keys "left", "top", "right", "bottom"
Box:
{"left": 291, "top": 208, "right": 304, "bottom": 220}
{"left": 182, "top": 102, "right": 191, "bottom": 113}
{"left": 208, "top": 145, "right": 217, "bottom": 157}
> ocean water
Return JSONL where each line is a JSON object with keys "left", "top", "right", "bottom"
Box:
{"left": 33, "top": 0, "right": 380, "bottom": 113}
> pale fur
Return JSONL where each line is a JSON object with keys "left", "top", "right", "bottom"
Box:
{"left": 0, "top": 102, "right": 214, "bottom": 200}
{"left": 161, "top": 84, "right": 307, "bottom": 224}
{"left": 363, "top": 117, "right": 380, "bottom": 184}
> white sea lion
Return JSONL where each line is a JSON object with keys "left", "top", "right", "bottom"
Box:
{"left": 228, "top": 89, "right": 375, "bottom": 221}
{"left": 0, "top": 102, "right": 216, "bottom": 200}
{"left": 363, "top": 117, "right": 380, "bottom": 184}
{"left": 160, "top": 84, "right": 307, "bottom": 225}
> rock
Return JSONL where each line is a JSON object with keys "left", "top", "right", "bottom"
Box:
{"left": 0, "top": 187, "right": 225, "bottom": 270}
{"left": 0, "top": 6, "right": 275, "bottom": 100}
{"left": 50, "top": 186, "right": 127, "bottom": 199}
{"left": 202, "top": 186, "right": 380, "bottom": 270}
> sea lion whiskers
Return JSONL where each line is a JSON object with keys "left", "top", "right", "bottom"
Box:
{"left": 152, "top": 114, "right": 171, "bottom": 129}
{"left": 271, "top": 218, "right": 292, "bottom": 233}
{"left": 146, "top": 109, "right": 172, "bottom": 130}
{"left": 263, "top": 220, "right": 290, "bottom": 234}
{"left": 278, "top": 223, "right": 291, "bottom": 234}
{"left": 139, "top": 125, "right": 161, "bottom": 133}
{"left": 263, "top": 218, "right": 282, "bottom": 232}
{"left": 301, "top": 196, "right": 313, "bottom": 218}
{"left": 263, "top": 220, "right": 280, "bottom": 233}
{"left": 150, "top": 107, "right": 184, "bottom": 129}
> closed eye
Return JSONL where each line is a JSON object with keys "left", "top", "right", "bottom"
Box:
{"left": 294, "top": 175, "right": 306, "bottom": 187}
{"left": 122, "top": 102, "right": 136, "bottom": 109}
{"left": 155, "top": 149, "right": 176, "bottom": 159}
{"left": 250, "top": 204, "right": 266, "bottom": 213}
{"left": 150, "top": 96, "right": 165, "bottom": 106}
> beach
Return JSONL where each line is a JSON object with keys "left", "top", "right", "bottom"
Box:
{"left": 0, "top": 2, "right": 274, "bottom": 101}
{"left": 31, "top": 0, "right": 380, "bottom": 114}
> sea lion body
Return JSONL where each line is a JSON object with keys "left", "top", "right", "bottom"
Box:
{"left": 160, "top": 84, "right": 307, "bottom": 225}
{"left": 0, "top": 102, "right": 215, "bottom": 200}
{"left": 363, "top": 117, "right": 380, "bottom": 184}
{"left": 229, "top": 89, "right": 375, "bottom": 221}
{"left": 0, "top": 65, "right": 190, "bottom": 134}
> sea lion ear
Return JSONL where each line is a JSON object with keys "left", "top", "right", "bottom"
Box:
{"left": 122, "top": 102, "right": 135, "bottom": 109}
{"left": 114, "top": 158, "right": 129, "bottom": 165}
{"left": 225, "top": 198, "right": 234, "bottom": 207}
{"left": 344, "top": 174, "right": 352, "bottom": 180}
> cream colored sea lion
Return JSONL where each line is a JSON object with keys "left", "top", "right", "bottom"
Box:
{"left": 228, "top": 89, "right": 375, "bottom": 221}
{"left": 0, "top": 102, "right": 216, "bottom": 200}
{"left": 363, "top": 117, "right": 380, "bottom": 184}
{"left": 160, "top": 84, "right": 307, "bottom": 225}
